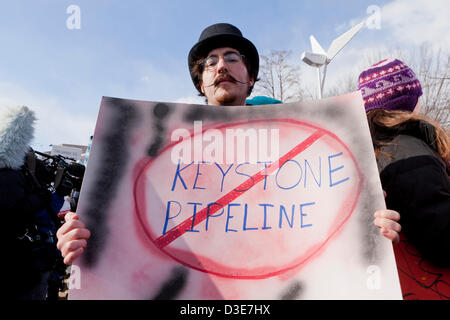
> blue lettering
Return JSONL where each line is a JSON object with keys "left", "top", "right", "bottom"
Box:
{"left": 300, "top": 202, "right": 315, "bottom": 228}
{"left": 226, "top": 203, "right": 240, "bottom": 232}
{"left": 185, "top": 202, "right": 202, "bottom": 233}
{"left": 162, "top": 200, "right": 181, "bottom": 235}
{"left": 279, "top": 204, "right": 295, "bottom": 228}
{"left": 193, "top": 161, "right": 209, "bottom": 190}
{"left": 259, "top": 203, "right": 274, "bottom": 230}
{"left": 276, "top": 159, "right": 302, "bottom": 190}
{"left": 257, "top": 161, "right": 272, "bottom": 190}
{"left": 304, "top": 157, "right": 321, "bottom": 188}
{"left": 171, "top": 160, "right": 194, "bottom": 191}
{"left": 234, "top": 162, "right": 254, "bottom": 192}
{"left": 243, "top": 203, "right": 258, "bottom": 231}
{"left": 328, "top": 152, "right": 350, "bottom": 187}
{"left": 214, "top": 163, "right": 233, "bottom": 192}
{"left": 205, "top": 202, "right": 224, "bottom": 231}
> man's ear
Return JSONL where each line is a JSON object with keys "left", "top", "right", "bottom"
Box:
{"left": 200, "top": 81, "right": 205, "bottom": 94}
{"left": 249, "top": 76, "right": 254, "bottom": 87}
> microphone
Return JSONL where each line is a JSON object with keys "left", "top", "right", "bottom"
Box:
{"left": 0, "top": 105, "right": 36, "bottom": 170}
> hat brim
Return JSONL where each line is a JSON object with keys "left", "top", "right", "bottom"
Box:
{"left": 188, "top": 34, "right": 259, "bottom": 93}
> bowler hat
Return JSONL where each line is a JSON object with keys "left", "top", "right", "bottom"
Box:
{"left": 188, "top": 23, "right": 259, "bottom": 94}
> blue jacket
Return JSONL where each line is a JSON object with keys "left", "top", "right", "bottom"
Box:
{"left": 246, "top": 96, "right": 282, "bottom": 105}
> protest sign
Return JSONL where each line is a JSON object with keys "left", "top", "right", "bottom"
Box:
{"left": 51, "top": 145, "right": 82, "bottom": 161}
{"left": 69, "top": 92, "right": 402, "bottom": 299}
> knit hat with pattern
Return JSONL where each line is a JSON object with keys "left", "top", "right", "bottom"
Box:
{"left": 357, "top": 59, "right": 422, "bottom": 112}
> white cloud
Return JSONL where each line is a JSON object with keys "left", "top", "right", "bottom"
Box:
{"left": 315, "top": 0, "right": 450, "bottom": 97}
{"left": 381, "top": 0, "right": 450, "bottom": 50}
{"left": 124, "top": 60, "right": 202, "bottom": 106}
{"left": 335, "top": 17, "right": 366, "bottom": 35}
{"left": 0, "top": 82, "right": 95, "bottom": 151}
{"left": 333, "top": 0, "right": 450, "bottom": 51}
{"left": 0, "top": 60, "right": 201, "bottom": 152}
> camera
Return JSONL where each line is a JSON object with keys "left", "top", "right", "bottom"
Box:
{"left": 33, "top": 150, "right": 86, "bottom": 212}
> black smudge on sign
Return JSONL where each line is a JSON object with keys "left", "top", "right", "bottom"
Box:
{"left": 147, "top": 103, "right": 172, "bottom": 158}
{"left": 151, "top": 267, "right": 189, "bottom": 300}
{"left": 81, "top": 97, "right": 140, "bottom": 268}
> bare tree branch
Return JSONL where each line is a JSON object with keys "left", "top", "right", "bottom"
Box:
{"left": 254, "top": 50, "right": 304, "bottom": 102}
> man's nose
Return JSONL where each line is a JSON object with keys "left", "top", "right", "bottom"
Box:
{"left": 216, "top": 58, "right": 229, "bottom": 74}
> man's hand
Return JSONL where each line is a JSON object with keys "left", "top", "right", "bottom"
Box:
{"left": 56, "top": 211, "right": 91, "bottom": 265}
{"left": 374, "top": 209, "right": 401, "bottom": 243}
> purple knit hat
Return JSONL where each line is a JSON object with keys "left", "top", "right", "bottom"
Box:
{"left": 357, "top": 59, "right": 422, "bottom": 112}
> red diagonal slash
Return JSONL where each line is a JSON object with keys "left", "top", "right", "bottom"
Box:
{"left": 154, "top": 129, "right": 325, "bottom": 249}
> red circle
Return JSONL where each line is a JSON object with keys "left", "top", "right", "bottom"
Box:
{"left": 133, "top": 119, "right": 363, "bottom": 279}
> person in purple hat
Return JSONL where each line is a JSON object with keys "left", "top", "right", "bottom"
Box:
{"left": 359, "top": 58, "right": 450, "bottom": 266}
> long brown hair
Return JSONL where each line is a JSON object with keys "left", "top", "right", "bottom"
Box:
{"left": 366, "top": 109, "right": 450, "bottom": 162}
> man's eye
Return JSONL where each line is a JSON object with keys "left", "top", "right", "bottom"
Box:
{"left": 205, "top": 58, "right": 217, "bottom": 67}
{"left": 225, "top": 54, "right": 240, "bottom": 62}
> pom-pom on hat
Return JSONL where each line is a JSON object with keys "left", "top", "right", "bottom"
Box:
{"left": 357, "top": 59, "right": 422, "bottom": 112}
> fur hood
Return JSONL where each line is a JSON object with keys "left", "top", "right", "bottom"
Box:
{"left": 0, "top": 106, "right": 36, "bottom": 170}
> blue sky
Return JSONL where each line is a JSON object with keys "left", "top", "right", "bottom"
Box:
{"left": 0, "top": 0, "right": 448, "bottom": 150}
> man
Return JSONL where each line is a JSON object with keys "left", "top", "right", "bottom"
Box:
{"left": 188, "top": 23, "right": 281, "bottom": 106}
{"left": 57, "top": 23, "right": 400, "bottom": 265}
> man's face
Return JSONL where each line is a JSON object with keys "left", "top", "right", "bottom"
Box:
{"left": 200, "top": 47, "right": 254, "bottom": 106}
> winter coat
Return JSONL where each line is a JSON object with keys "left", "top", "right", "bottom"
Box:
{"left": 376, "top": 120, "right": 450, "bottom": 267}
{"left": 1, "top": 166, "right": 52, "bottom": 297}
{"left": 0, "top": 105, "right": 54, "bottom": 298}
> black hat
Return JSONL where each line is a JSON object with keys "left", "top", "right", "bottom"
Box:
{"left": 188, "top": 23, "right": 259, "bottom": 94}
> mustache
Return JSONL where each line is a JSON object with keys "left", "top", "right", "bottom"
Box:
{"left": 214, "top": 74, "right": 237, "bottom": 85}
{"left": 203, "top": 74, "right": 249, "bottom": 87}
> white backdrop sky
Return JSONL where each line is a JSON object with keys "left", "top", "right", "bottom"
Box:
{"left": 0, "top": 0, "right": 448, "bottom": 150}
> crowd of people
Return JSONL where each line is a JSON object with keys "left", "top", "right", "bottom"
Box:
{"left": 3, "top": 23, "right": 449, "bottom": 300}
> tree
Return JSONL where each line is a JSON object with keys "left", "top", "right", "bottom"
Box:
{"left": 254, "top": 50, "right": 305, "bottom": 102}
{"left": 411, "top": 47, "right": 450, "bottom": 129}
{"left": 324, "top": 73, "right": 359, "bottom": 98}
